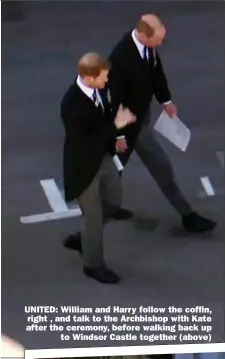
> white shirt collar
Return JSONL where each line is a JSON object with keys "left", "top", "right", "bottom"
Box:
{"left": 76, "top": 75, "right": 94, "bottom": 99}
{"left": 76, "top": 75, "right": 104, "bottom": 108}
{"left": 131, "top": 29, "right": 145, "bottom": 58}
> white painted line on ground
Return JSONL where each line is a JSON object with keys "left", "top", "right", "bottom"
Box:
{"left": 40, "top": 179, "right": 68, "bottom": 212}
{"left": 216, "top": 151, "right": 224, "bottom": 168}
{"left": 200, "top": 176, "right": 215, "bottom": 196}
{"left": 20, "top": 208, "right": 82, "bottom": 224}
{"left": 198, "top": 188, "right": 224, "bottom": 198}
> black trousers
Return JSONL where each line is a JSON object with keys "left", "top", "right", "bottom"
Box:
{"left": 133, "top": 122, "right": 192, "bottom": 216}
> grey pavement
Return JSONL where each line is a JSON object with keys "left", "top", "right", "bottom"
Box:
{"left": 1, "top": 0, "right": 225, "bottom": 350}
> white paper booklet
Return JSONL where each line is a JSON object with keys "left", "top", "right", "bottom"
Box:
{"left": 113, "top": 155, "right": 124, "bottom": 171}
{"left": 154, "top": 110, "right": 191, "bottom": 151}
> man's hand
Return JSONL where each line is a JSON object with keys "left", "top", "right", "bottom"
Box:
{"left": 116, "top": 137, "right": 127, "bottom": 153}
{"left": 114, "top": 105, "right": 136, "bottom": 129}
{"left": 163, "top": 102, "right": 178, "bottom": 118}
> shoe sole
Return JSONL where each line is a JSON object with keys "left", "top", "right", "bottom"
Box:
{"left": 184, "top": 224, "right": 217, "bottom": 233}
{"left": 84, "top": 272, "right": 120, "bottom": 284}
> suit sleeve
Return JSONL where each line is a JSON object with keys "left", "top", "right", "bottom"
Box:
{"left": 108, "top": 62, "right": 133, "bottom": 138}
{"left": 152, "top": 51, "right": 172, "bottom": 104}
{"left": 108, "top": 64, "right": 128, "bottom": 110}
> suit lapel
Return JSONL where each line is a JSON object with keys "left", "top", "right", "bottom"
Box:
{"left": 99, "top": 88, "right": 108, "bottom": 108}
{"left": 127, "top": 33, "right": 144, "bottom": 65}
{"left": 99, "top": 88, "right": 114, "bottom": 116}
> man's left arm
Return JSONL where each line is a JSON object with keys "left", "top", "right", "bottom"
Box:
{"left": 152, "top": 50, "right": 171, "bottom": 103}
{"left": 152, "top": 50, "right": 177, "bottom": 117}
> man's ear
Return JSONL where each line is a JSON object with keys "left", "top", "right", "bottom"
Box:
{"left": 85, "top": 76, "right": 94, "bottom": 85}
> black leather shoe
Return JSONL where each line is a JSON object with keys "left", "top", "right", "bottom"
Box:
{"left": 182, "top": 212, "right": 217, "bottom": 232}
{"left": 83, "top": 265, "right": 120, "bottom": 284}
{"left": 104, "top": 208, "right": 133, "bottom": 221}
{"left": 63, "top": 233, "right": 82, "bottom": 253}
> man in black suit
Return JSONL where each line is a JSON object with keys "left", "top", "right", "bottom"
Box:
{"left": 61, "top": 53, "right": 135, "bottom": 283}
{"left": 108, "top": 13, "right": 216, "bottom": 233}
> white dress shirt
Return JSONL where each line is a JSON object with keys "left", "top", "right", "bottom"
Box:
{"left": 132, "top": 29, "right": 150, "bottom": 60}
{"left": 131, "top": 30, "right": 171, "bottom": 105}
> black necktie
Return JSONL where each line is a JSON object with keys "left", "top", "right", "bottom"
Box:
{"left": 93, "top": 89, "right": 105, "bottom": 111}
{"left": 92, "top": 89, "right": 98, "bottom": 104}
{"left": 143, "top": 46, "right": 149, "bottom": 62}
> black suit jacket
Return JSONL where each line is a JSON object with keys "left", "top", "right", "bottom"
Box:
{"left": 108, "top": 30, "right": 172, "bottom": 165}
{"left": 61, "top": 82, "right": 117, "bottom": 201}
